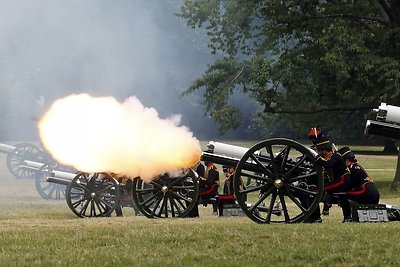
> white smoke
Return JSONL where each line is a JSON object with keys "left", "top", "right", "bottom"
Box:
{"left": 38, "top": 94, "right": 202, "bottom": 181}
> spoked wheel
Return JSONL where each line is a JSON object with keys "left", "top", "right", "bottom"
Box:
{"left": 66, "top": 172, "right": 120, "bottom": 218}
{"left": 233, "top": 138, "right": 323, "bottom": 224}
{"left": 35, "top": 164, "right": 66, "bottom": 200}
{"left": 132, "top": 169, "right": 199, "bottom": 218}
{"left": 6, "top": 143, "right": 49, "bottom": 179}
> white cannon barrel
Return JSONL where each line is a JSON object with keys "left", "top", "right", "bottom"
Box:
{"left": 202, "top": 141, "right": 263, "bottom": 169}
{"left": 205, "top": 141, "right": 256, "bottom": 159}
{"left": 22, "top": 160, "right": 46, "bottom": 169}
{"left": 0, "top": 143, "right": 16, "bottom": 154}
{"left": 374, "top": 103, "right": 400, "bottom": 124}
{"left": 22, "top": 160, "right": 76, "bottom": 179}
{"left": 365, "top": 103, "right": 400, "bottom": 139}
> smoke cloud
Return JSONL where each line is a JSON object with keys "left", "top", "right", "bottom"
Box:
{"left": 0, "top": 0, "right": 222, "bottom": 141}
{"left": 38, "top": 94, "right": 201, "bottom": 181}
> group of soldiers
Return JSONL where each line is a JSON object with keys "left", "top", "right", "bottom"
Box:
{"left": 188, "top": 128, "right": 383, "bottom": 221}
{"left": 308, "top": 128, "right": 380, "bottom": 222}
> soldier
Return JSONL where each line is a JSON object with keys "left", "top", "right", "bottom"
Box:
{"left": 187, "top": 161, "right": 206, "bottom": 217}
{"left": 199, "top": 161, "right": 220, "bottom": 194}
{"left": 337, "top": 147, "right": 380, "bottom": 204}
{"left": 188, "top": 161, "right": 220, "bottom": 217}
{"left": 307, "top": 127, "right": 332, "bottom": 215}
{"left": 315, "top": 138, "right": 352, "bottom": 222}
{"left": 222, "top": 166, "right": 245, "bottom": 196}
{"left": 203, "top": 161, "right": 220, "bottom": 215}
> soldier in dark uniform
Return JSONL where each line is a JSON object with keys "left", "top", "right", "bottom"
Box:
{"left": 187, "top": 161, "right": 205, "bottom": 217}
{"left": 199, "top": 161, "right": 219, "bottom": 195}
{"left": 188, "top": 161, "right": 220, "bottom": 216}
{"left": 315, "top": 138, "right": 352, "bottom": 222}
{"left": 337, "top": 147, "right": 380, "bottom": 204}
{"left": 308, "top": 127, "right": 333, "bottom": 216}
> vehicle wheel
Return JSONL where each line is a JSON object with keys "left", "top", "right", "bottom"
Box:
{"left": 35, "top": 164, "right": 66, "bottom": 200}
{"left": 6, "top": 143, "right": 48, "bottom": 179}
{"left": 66, "top": 172, "right": 119, "bottom": 218}
{"left": 132, "top": 169, "right": 198, "bottom": 218}
{"left": 233, "top": 138, "right": 323, "bottom": 224}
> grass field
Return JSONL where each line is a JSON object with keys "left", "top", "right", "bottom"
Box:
{"left": 1, "top": 142, "right": 400, "bottom": 266}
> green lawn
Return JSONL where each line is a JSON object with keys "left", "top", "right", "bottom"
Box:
{"left": 1, "top": 144, "right": 400, "bottom": 267}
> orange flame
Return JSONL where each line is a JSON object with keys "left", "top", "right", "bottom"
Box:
{"left": 38, "top": 94, "right": 201, "bottom": 181}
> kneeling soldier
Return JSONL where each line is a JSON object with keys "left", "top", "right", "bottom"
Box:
{"left": 338, "top": 147, "right": 380, "bottom": 205}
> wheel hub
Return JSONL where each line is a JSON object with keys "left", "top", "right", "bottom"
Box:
{"left": 161, "top": 186, "right": 169, "bottom": 193}
{"left": 274, "top": 179, "right": 283, "bottom": 189}
{"left": 90, "top": 192, "right": 96, "bottom": 198}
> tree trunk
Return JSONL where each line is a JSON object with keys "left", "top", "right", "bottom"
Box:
{"left": 375, "top": 0, "right": 400, "bottom": 27}
{"left": 383, "top": 139, "right": 398, "bottom": 154}
{"left": 389, "top": 149, "right": 400, "bottom": 190}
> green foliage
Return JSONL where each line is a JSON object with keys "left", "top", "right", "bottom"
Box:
{"left": 178, "top": 0, "right": 400, "bottom": 137}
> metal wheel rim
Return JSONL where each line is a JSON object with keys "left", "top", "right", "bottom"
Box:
{"left": 66, "top": 172, "right": 120, "bottom": 218}
{"left": 132, "top": 169, "right": 199, "bottom": 218}
{"left": 233, "top": 138, "right": 323, "bottom": 224}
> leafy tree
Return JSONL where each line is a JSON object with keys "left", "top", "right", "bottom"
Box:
{"left": 178, "top": 0, "right": 400, "bottom": 134}
{"left": 178, "top": 0, "right": 400, "bottom": 188}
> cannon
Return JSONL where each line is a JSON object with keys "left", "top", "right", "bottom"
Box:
{"left": 365, "top": 102, "right": 400, "bottom": 139}
{"left": 0, "top": 142, "right": 75, "bottom": 200}
{"left": 21, "top": 160, "right": 75, "bottom": 200}
{"left": 131, "top": 138, "right": 323, "bottom": 223}
{"left": 0, "top": 142, "right": 52, "bottom": 180}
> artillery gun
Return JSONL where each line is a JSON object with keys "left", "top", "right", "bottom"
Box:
{"left": 0, "top": 142, "right": 51, "bottom": 180}
{"left": 0, "top": 142, "right": 73, "bottom": 200}
{"left": 131, "top": 138, "right": 323, "bottom": 223}
{"left": 365, "top": 102, "right": 400, "bottom": 139}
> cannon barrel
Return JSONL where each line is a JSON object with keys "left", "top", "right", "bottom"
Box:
{"left": 46, "top": 176, "right": 71, "bottom": 186}
{"left": 22, "top": 160, "right": 46, "bottom": 170}
{"left": 22, "top": 159, "right": 76, "bottom": 180}
{"left": 0, "top": 143, "right": 16, "bottom": 154}
{"left": 373, "top": 102, "right": 400, "bottom": 124}
{"left": 365, "top": 103, "right": 400, "bottom": 140}
{"left": 205, "top": 141, "right": 254, "bottom": 159}
{"left": 201, "top": 141, "right": 266, "bottom": 169}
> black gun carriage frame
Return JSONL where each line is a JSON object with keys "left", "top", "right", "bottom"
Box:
{"left": 37, "top": 138, "right": 324, "bottom": 223}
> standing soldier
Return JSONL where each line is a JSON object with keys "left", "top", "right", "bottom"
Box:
{"left": 307, "top": 127, "right": 334, "bottom": 216}
{"left": 203, "top": 161, "right": 220, "bottom": 215}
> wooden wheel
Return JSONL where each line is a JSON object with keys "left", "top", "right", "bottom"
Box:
{"left": 66, "top": 172, "right": 119, "bottom": 218}
{"left": 6, "top": 143, "right": 49, "bottom": 179}
{"left": 132, "top": 169, "right": 198, "bottom": 218}
{"left": 233, "top": 138, "right": 323, "bottom": 224}
{"left": 35, "top": 164, "right": 66, "bottom": 200}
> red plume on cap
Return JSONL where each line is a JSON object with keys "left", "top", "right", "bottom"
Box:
{"left": 308, "top": 127, "right": 321, "bottom": 138}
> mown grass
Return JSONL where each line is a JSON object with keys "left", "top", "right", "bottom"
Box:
{"left": 1, "top": 143, "right": 400, "bottom": 267}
